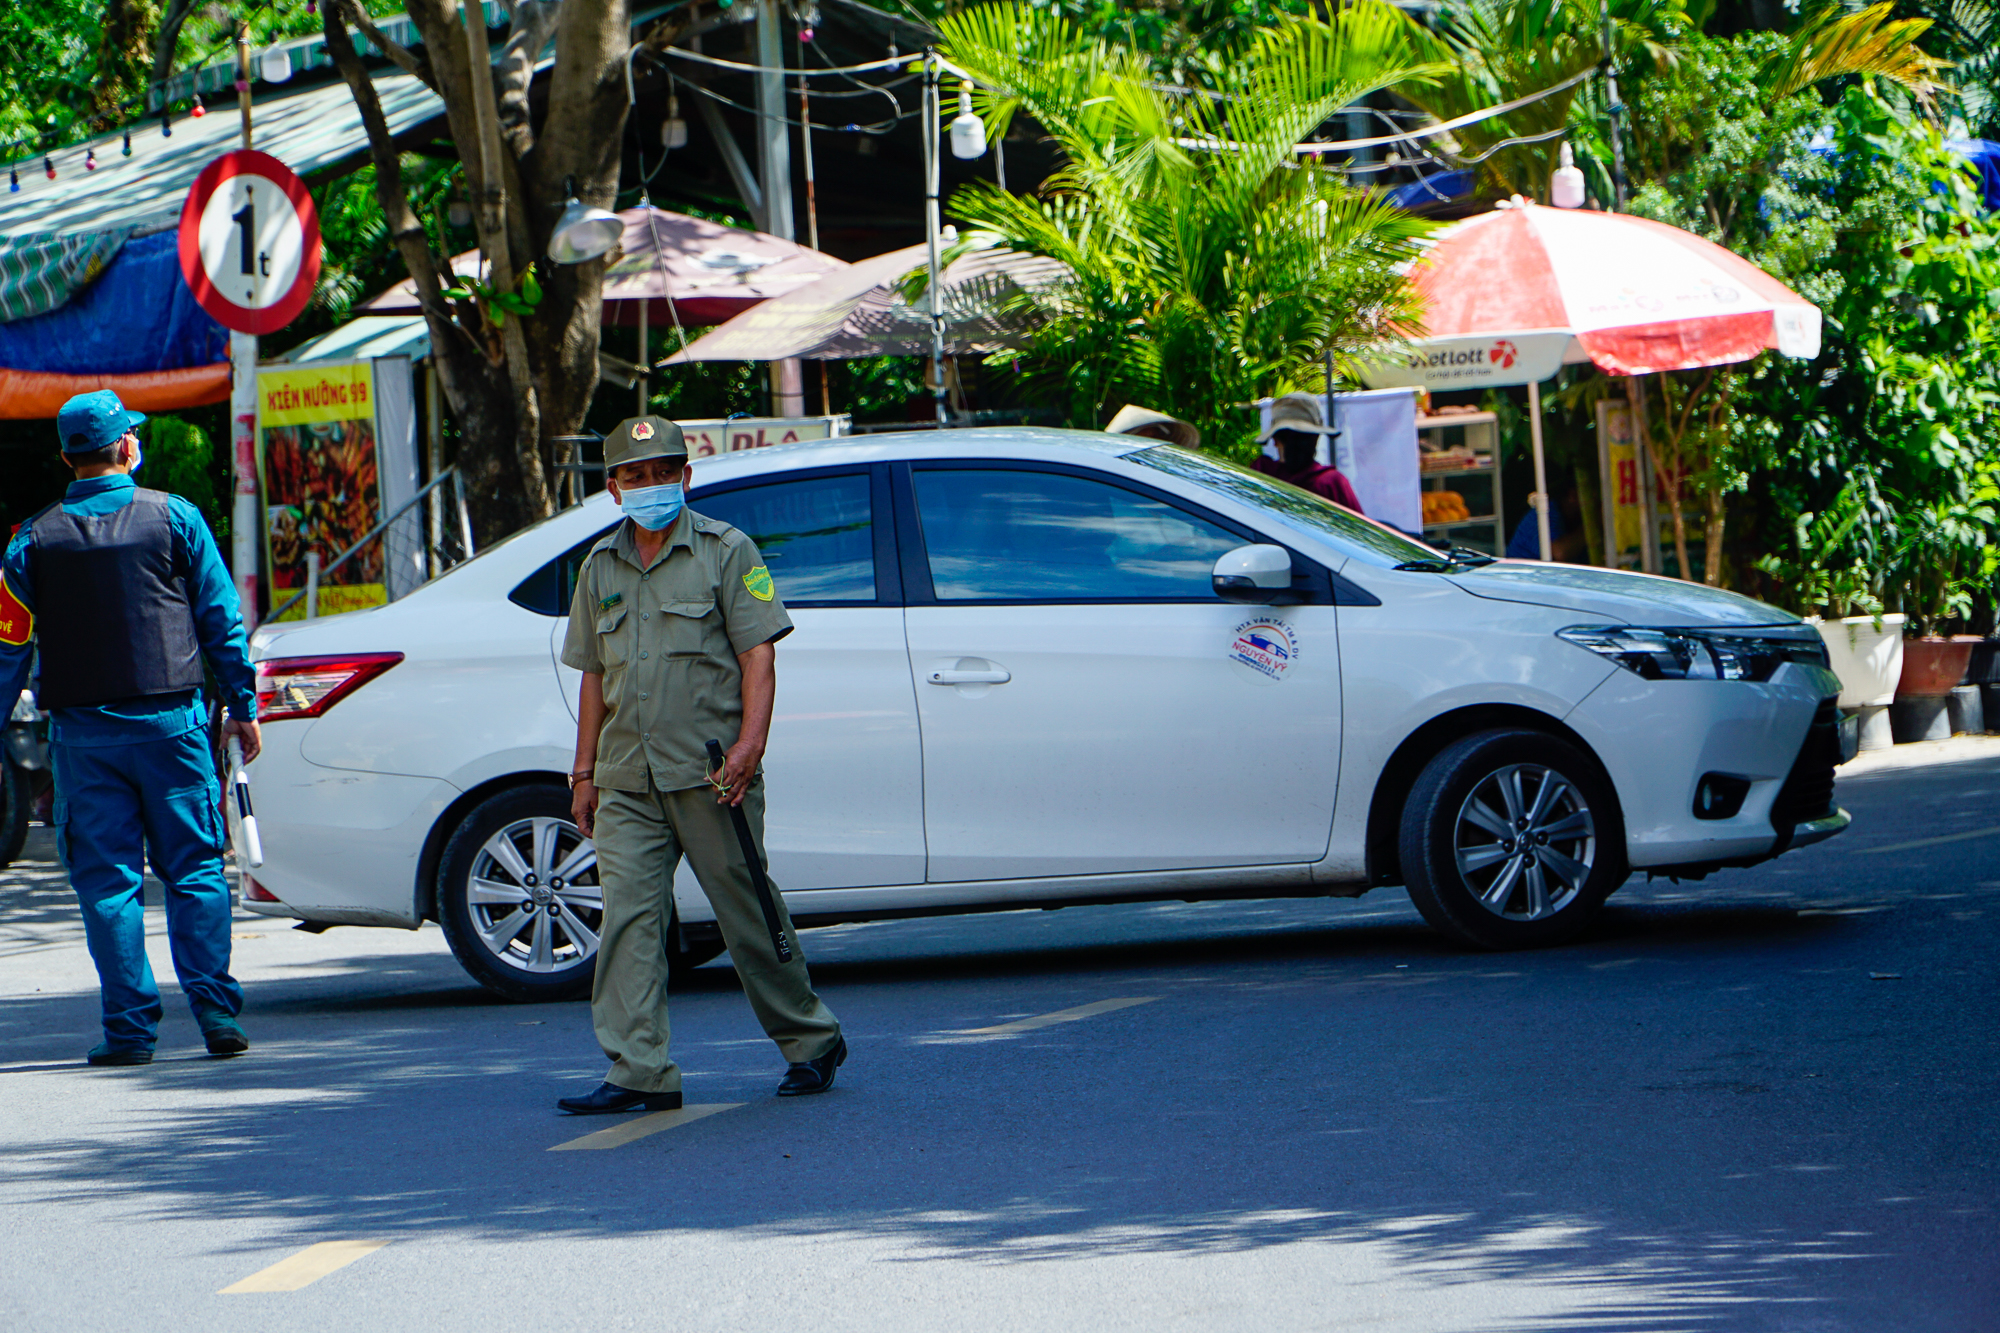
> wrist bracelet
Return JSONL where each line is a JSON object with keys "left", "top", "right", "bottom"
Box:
{"left": 568, "top": 770, "right": 594, "bottom": 788}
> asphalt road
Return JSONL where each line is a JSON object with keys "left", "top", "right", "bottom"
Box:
{"left": 0, "top": 751, "right": 1994, "bottom": 1333}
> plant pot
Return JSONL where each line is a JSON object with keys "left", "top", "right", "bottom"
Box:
{"left": 1897, "top": 635, "right": 1980, "bottom": 698}
{"left": 1813, "top": 614, "right": 1905, "bottom": 707}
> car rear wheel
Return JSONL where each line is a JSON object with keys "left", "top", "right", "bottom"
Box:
{"left": 437, "top": 784, "right": 725, "bottom": 1002}
{"left": 1398, "top": 728, "right": 1627, "bottom": 950}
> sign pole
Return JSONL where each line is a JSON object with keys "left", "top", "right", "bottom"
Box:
{"left": 231, "top": 28, "right": 259, "bottom": 627}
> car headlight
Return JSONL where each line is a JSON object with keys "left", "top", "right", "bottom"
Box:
{"left": 1556, "top": 625, "right": 1829, "bottom": 681}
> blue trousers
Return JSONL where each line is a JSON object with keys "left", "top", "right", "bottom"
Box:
{"left": 52, "top": 727, "right": 242, "bottom": 1047}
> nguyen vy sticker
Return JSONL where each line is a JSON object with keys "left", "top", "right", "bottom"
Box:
{"left": 0, "top": 574, "right": 31, "bottom": 647}
{"left": 1229, "top": 616, "right": 1297, "bottom": 685}
{"left": 743, "top": 566, "right": 775, "bottom": 601}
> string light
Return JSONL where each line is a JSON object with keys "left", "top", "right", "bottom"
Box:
{"left": 191, "top": 92, "right": 207, "bottom": 118}
{"left": 44, "top": 154, "right": 55, "bottom": 180}
{"left": 85, "top": 148, "right": 97, "bottom": 171}
{"left": 162, "top": 106, "right": 173, "bottom": 137}
{"left": 122, "top": 129, "right": 132, "bottom": 156}
{"left": 8, "top": 163, "right": 17, "bottom": 193}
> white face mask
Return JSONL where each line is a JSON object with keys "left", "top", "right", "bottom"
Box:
{"left": 126, "top": 439, "right": 143, "bottom": 475}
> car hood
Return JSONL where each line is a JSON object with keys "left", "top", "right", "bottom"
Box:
{"left": 1445, "top": 562, "right": 1798, "bottom": 627}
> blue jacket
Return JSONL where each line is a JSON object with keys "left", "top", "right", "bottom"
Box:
{"left": 1, "top": 475, "right": 257, "bottom": 747}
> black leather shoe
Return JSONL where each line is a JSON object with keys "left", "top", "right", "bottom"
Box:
{"left": 557, "top": 1082, "right": 683, "bottom": 1115}
{"left": 86, "top": 1043, "right": 154, "bottom": 1067}
{"left": 200, "top": 1016, "right": 250, "bottom": 1057}
{"left": 777, "top": 1036, "right": 847, "bottom": 1097}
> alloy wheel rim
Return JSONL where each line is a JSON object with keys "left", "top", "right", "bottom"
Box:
{"left": 466, "top": 816, "right": 602, "bottom": 973}
{"left": 1452, "top": 763, "right": 1596, "bottom": 921}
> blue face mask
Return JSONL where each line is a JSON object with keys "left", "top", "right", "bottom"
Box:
{"left": 618, "top": 482, "right": 683, "bottom": 532}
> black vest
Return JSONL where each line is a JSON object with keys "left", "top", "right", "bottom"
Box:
{"left": 29, "top": 488, "right": 205, "bottom": 710}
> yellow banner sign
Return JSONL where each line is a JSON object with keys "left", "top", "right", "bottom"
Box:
{"left": 258, "top": 362, "right": 375, "bottom": 428}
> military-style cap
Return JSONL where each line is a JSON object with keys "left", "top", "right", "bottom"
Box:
{"left": 58, "top": 389, "right": 146, "bottom": 454}
{"left": 604, "top": 415, "right": 688, "bottom": 472}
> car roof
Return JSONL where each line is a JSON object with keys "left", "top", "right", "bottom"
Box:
{"left": 685, "top": 426, "right": 1147, "bottom": 484}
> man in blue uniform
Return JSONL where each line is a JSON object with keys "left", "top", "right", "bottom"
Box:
{"left": 0, "top": 390, "right": 261, "bottom": 1066}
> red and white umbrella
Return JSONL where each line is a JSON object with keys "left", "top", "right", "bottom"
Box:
{"left": 1362, "top": 202, "right": 1821, "bottom": 559}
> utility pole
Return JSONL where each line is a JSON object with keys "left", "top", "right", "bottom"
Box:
{"left": 229, "top": 24, "right": 260, "bottom": 627}
{"left": 754, "top": 0, "right": 803, "bottom": 416}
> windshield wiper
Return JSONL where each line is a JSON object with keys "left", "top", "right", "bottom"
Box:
{"left": 1395, "top": 546, "right": 1496, "bottom": 573}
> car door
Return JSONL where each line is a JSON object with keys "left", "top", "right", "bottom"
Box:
{"left": 898, "top": 460, "right": 1341, "bottom": 884}
{"left": 686, "top": 464, "right": 925, "bottom": 889}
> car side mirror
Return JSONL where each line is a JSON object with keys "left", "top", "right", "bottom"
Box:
{"left": 1212, "top": 544, "right": 1294, "bottom": 604}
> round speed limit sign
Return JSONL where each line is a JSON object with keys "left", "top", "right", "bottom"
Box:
{"left": 177, "top": 149, "right": 322, "bottom": 335}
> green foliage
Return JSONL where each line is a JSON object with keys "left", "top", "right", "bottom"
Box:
{"left": 140, "top": 413, "right": 226, "bottom": 542}
{"left": 1734, "top": 83, "right": 2000, "bottom": 626}
{"left": 1752, "top": 482, "right": 1883, "bottom": 620}
{"left": 936, "top": 1, "right": 1441, "bottom": 456}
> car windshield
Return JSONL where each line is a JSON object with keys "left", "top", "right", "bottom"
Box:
{"left": 1127, "top": 445, "right": 1442, "bottom": 568}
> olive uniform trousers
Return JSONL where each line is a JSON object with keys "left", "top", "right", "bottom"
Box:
{"left": 591, "top": 776, "right": 840, "bottom": 1094}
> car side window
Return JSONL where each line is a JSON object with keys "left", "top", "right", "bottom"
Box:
{"left": 694, "top": 473, "right": 876, "bottom": 604}
{"left": 509, "top": 525, "right": 618, "bottom": 617}
{"left": 912, "top": 468, "right": 1242, "bottom": 602}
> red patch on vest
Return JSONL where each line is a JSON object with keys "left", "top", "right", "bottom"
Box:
{"left": 0, "top": 574, "right": 29, "bottom": 647}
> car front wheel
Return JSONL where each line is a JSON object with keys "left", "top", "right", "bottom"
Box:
{"left": 1398, "top": 728, "right": 1628, "bottom": 950}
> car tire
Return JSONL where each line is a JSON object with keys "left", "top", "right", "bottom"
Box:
{"left": 438, "top": 785, "right": 604, "bottom": 1002}
{"left": 1398, "top": 728, "right": 1627, "bottom": 950}
{"left": 436, "top": 784, "right": 725, "bottom": 1002}
{"left": 0, "top": 760, "right": 26, "bottom": 871}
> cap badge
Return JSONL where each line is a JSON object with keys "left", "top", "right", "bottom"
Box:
{"left": 630, "top": 421, "right": 656, "bottom": 441}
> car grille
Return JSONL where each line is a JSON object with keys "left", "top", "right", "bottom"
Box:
{"left": 1771, "top": 697, "right": 1840, "bottom": 832}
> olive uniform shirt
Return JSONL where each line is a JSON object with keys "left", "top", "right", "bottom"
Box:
{"left": 561, "top": 508, "right": 793, "bottom": 794}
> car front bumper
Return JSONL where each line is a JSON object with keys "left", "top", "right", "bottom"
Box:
{"left": 1564, "top": 661, "right": 1845, "bottom": 871}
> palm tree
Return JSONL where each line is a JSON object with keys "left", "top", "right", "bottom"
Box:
{"left": 934, "top": 1, "right": 1447, "bottom": 456}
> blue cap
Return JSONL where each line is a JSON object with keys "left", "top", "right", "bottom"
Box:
{"left": 57, "top": 390, "right": 146, "bottom": 455}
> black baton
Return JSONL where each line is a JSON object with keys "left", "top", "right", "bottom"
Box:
{"left": 706, "top": 739, "right": 793, "bottom": 963}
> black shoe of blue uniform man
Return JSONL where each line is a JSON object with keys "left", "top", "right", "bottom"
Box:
{"left": 776, "top": 1036, "right": 847, "bottom": 1097}
{"left": 197, "top": 1011, "right": 250, "bottom": 1057}
{"left": 86, "top": 1042, "right": 154, "bottom": 1067}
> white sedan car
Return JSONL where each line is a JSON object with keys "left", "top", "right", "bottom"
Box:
{"left": 242, "top": 428, "right": 1849, "bottom": 999}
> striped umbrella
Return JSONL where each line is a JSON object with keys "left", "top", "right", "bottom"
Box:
{"left": 1363, "top": 201, "right": 1821, "bottom": 561}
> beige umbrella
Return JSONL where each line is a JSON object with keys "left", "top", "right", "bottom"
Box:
{"left": 658, "top": 238, "right": 1067, "bottom": 364}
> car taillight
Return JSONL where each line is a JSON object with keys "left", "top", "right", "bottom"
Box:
{"left": 256, "top": 652, "right": 404, "bottom": 722}
{"left": 241, "top": 874, "right": 281, "bottom": 903}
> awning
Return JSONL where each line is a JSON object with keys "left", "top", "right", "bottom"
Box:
{"left": 280, "top": 315, "right": 432, "bottom": 364}
{"left": 0, "top": 70, "right": 445, "bottom": 238}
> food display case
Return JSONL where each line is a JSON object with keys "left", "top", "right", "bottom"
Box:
{"left": 1418, "top": 410, "right": 1503, "bottom": 555}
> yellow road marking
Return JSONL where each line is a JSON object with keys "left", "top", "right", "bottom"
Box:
{"left": 219, "top": 1240, "right": 387, "bottom": 1293}
{"left": 1853, "top": 825, "right": 2000, "bottom": 855}
{"left": 548, "top": 1102, "right": 742, "bottom": 1152}
{"left": 960, "top": 997, "right": 1158, "bottom": 1036}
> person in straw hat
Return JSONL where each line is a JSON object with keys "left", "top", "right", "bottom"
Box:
{"left": 1252, "top": 392, "right": 1364, "bottom": 514}
{"left": 1106, "top": 404, "right": 1201, "bottom": 449}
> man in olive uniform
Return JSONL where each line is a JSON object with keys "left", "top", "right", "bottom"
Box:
{"left": 556, "top": 415, "right": 844, "bottom": 1115}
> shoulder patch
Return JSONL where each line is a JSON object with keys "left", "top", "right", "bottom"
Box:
{"left": 743, "top": 566, "right": 775, "bottom": 602}
{"left": 0, "top": 574, "right": 32, "bottom": 647}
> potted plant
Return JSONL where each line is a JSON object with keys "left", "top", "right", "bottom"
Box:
{"left": 1756, "top": 488, "right": 1901, "bottom": 709}
{"left": 1882, "top": 492, "right": 1999, "bottom": 739}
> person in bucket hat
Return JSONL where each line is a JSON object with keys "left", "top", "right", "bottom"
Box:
{"left": 0, "top": 390, "right": 259, "bottom": 1066}
{"left": 1252, "top": 392, "right": 1365, "bottom": 514}
{"left": 552, "top": 416, "right": 845, "bottom": 1116}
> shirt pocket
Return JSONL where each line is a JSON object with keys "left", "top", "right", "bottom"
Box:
{"left": 595, "top": 605, "right": 632, "bottom": 669}
{"left": 660, "top": 599, "right": 717, "bottom": 657}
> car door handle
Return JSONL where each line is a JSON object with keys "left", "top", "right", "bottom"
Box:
{"left": 927, "top": 667, "right": 1011, "bottom": 685}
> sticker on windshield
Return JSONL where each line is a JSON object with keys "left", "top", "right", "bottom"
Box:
{"left": 1229, "top": 617, "right": 1297, "bottom": 685}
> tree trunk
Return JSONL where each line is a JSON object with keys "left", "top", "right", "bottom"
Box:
{"left": 151, "top": 0, "right": 201, "bottom": 98}
{"left": 323, "top": 0, "right": 637, "bottom": 543}
{"left": 1703, "top": 485, "right": 1726, "bottom": 587}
